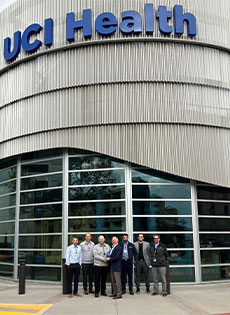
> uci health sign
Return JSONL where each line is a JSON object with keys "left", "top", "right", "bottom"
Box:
{"left": 4, "top": 4, "right": 197, "bottom": 62}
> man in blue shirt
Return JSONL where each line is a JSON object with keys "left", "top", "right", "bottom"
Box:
{"left": 120, "top": 234, "right": 137, "bottom": 295}
{"left": 66, "top": 237, "right": 82, "bottom": 298}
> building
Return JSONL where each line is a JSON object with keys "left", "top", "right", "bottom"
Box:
{"left": 0, "top": 0, "right": 230, "bottom": 283}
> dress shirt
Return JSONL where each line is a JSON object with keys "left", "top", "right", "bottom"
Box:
{"left": 66, "top": 244, "right": 82, "bottom": 266}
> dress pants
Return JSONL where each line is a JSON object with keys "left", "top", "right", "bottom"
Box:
{"left": 68, "top": 264, "right": 81, "bottom": 294}
{"left": 82, "top": 263, "right": 94, "bottom": 291}
{"left": 135, "top": 260, "right": 150, "bottom": 289}
{"left": 121, "top": 260, "right": 133, "bottom": 291}
{"left": 152, "top": 266, "right": 167, "bottom": 295}
{"left": 111, "top": 270, "right": 122, "bottom": 297}
{"left": 94, "top": 265, "right": 109, "bottom": 294}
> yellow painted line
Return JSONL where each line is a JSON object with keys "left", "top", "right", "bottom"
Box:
{"left": 0, "top": 304, "right": 53, "bottom": 315}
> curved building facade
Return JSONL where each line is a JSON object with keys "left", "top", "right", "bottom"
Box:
{"left": 0, "top": 0, "right": 230, "bottom": 283}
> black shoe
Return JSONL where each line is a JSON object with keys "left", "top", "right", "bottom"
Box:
{"left": 151, "top": 292, "right": 158, "bottom": 296}
{"left": 101, "top": 292, "right": 107, "bottom": 296}
{"left": 163, "top": 294, "right": 167, "bottom": 297}
{"left": 146, "top": 288, "right": 150, "bottom": 294}
{"left": 113, "top": 296, "right": 122, "bottom": 299}
{"left": 136, "top": 287, "right": 140, "bottom": 294}
{"left": 122, "top": 290, "right": 126, "bottom": 294}
{"left": 109, "top": 294, "right": 117, "bottom": 297}
{"left": 129, "top": 290, "right": 134, "bottom": 295}
{"left": 95, "top": 293, "right": 99, "bottom": 298}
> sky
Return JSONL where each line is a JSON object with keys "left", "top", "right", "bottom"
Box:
{"left": 0, "top": 0, "right": 17, "bottom": 13}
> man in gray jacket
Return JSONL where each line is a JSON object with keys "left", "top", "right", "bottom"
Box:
{"left": 134, "top": 234, "right": 150, "bottom": 294}
{"left": 93, "top": 235, "right": 111, "bottom": 298}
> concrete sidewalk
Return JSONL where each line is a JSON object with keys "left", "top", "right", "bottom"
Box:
{"left": 0, "top": 280, "right": 230, "bottom": 315}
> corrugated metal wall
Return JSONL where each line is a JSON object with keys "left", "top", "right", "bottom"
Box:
{"left": 0, "top": 0, "right": 230, "bottom": 187}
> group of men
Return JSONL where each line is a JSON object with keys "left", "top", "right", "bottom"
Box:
{"left": 65, "top": 233, "right": 168, "bottom": 299}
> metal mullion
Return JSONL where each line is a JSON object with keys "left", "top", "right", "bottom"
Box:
{"left": 0, "top": 164, "right": 17, "bottom": 173}
{"left": 68, "top": 231, "right": 124, "bottom": 235}
{"left": 20, "top": 171, "right": 63, "bottom": 179}
{"left": 69, "top": 154, "right": 99, "bottom": 158}
{"left": 132, "top": 199, "right": 191, "bottom": 202}
{"left": 14, "top": 156, "right": 21, "bottom": 281}
{"left": 68, "top": 215, "right": 126, "bottom": 219}
{"left": 0, "top": 262, "right": 14, "bottom": 266}
{"left": 20, "top": 201, "right": 63, "bottom": 207}
{"left": 200, "top": 247, "right": 230, "bottom": 250}
{"left": 62, "top": 149, "right": 68, "bottom": 259}
{"left": 21, "top": 186, "right": 63, "bottom": 193}
{"left": 0, "top": 178, "right": 16, "bottom": 186}
{"left": 69, "top": 183, "right": 125, "bottom": 188}
{"left": 201, "top": 263, "right": 230, "bottom": 267}
{"left": 68, "top": 199, "right": 126, "bottom": 203}
{"left": 125, "top": 163, "right": 133, "bottom": 241}
{"left": 0, "top": 192, "right": 16, "bottom": 198}
{"left": 68, "top": 167, "right": 125, "bottom": 173}
{"left": 21, "top": 156, "right": 63, "bottom": 165}
{"left": 197, "top": 199, "right": 230, "bottom": 203}
{"left": 169, "top": 265, "right": 195, "bottom": 268}
{"left": 0, "top": 220, "right": 15, "bottom": 224}
{"left": 0, "top": 248, "right": 15, "bottom": 251}
{"left": 167, "top": 248, "right": 194, "bottom": 251}
{"left": 19, "top": 217, "right": 62, "bottom": 222}
{"left": 133, "top": 231, "right": 194, "bottom": 234}
{"left": 132, "top": 215, "right": 192, "bottom": 218}
{"left": 22, "top": 264, "right": 62, "bottom": 268}
{"left": 0, "top": 234, "right": 14, "bottom": 237}
{"left": 18, "top": 248, "right": 62, "bottom": 251}
{"left": 0, "top": 206, "right": 16, "bottom": 211}
{"left": 199, "top": 231, "right": 230, "bottom": 234}
{"left": 198, "top": 215, "right": 230, "bottom": 219}
{"left": 132, "top": 183, "right": 190, "bottom": 186}
{"left": 18, "top": 233, "right": 62, "bottom": 236}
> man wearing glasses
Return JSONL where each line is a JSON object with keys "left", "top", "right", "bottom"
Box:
{"left": 65, "top": 237, "right": 82, "bottom": 298}
{"left": 150, "top": 235, "right": 168, "bottom": 297}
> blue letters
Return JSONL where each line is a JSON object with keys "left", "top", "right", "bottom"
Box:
{"left": 174, "top": 5, "right": 197, "bottom": 36}
{"left": 145, "top": 4, "right": 154, "bottom": 34}
{"left": 4, "top": 31, "right": 21, "bottom": 62}
{"left": 66, "top": 9, "right": 92, "bottom": 41}
{"left": 95, "top": 13, "right": 117, "bottom": 36}
{"left": 44, "top": 18, "right": 54, "bottom": 46}
{"left": 21, "top": 24, "right": 42, "bottom": 52}
{"left": 120, "top": 11, "right": 142, "bottom": 35}
{"left": 156, "top": 6, "right": 172, "bottom": 35}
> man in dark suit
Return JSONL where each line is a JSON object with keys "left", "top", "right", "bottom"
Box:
{"left": 120, "top": 234, "right": 137, "bottom": 295}
{"left": 106, "top": 236, "right": 122, "bottom": 299}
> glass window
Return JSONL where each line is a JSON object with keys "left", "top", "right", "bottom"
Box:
{"left": 0, "top": 264, "right": 13, "bottom": 278}
{"left": 169, "top": 267, "right": 195, "bottom": 282}
{"left": 69, "top": 202, "right": 126, "bottom": 216}
{"left": 0, "top": 221, "right": 15, "bottom": 234}
{"left": 168, "top": 251, "right": 194, "bottom": 265}
{"left": 21, "top": 159, "right": 62, "bottom": 176}
{"left": 0, "top": 194, "right": 16, "bottom": 209}
{"left": 198, "top": 202, "right": 230, "bottom": 216}
{"left": 18, "top": 235, "right": 62, "bottom": 249}
{"left": 20, "top": 188, "right": 62, "bottom": 204}
{"left": 19, "top": 219, "right": 62, "bottom": 234}
{"left": 21, "top": 149, "right": 63, "bottom": 162}
{"left": 0, "top": 250, "right": 14, "bottom": 263}
{"left": 199, "top": 218, "right": 230, "bottom": 232}
{"left": 69, "top": 186, "right": 125, "bottom": 201}
{"left": 197, "top": 186, "right": 230, "bottom": 201}
{"left": 18, "top": 251, "right": 61, "bottom": 265}
{"left": 132, "top": 169, "right": 189, "bottom": 184}
{"left": 0, "top": 208, "right": 15, "bottom": 221}
{"left": 69, "top": 218, "right": 126, "bottom": 233}
{"left": 133, "top": 234, "right": 194, "bottom": 248}
{"left": 23, "top": 266, "right": 61, "bottom": 281}
{"left": 0, "top": 181, "right": 16, "bottom": 196}
{"left": 21, "top": 174, "right": 62, "bottom": 191}
{"left": 69, "top": 156, "right": 124, "bottom": 170}
{"left": 202, "top": 266, "right": 230, "bottom": 281}
{"left": 69, "top": 170, "right": 125, "bottom": 186}
{"left": 200, "top": 234, "right": 230, "bottom": 248}
{"left": 68, "top": 234, "right": 123, "bottom": 245}
{"left": 132, "top": 185, "right": 191, "bottom": 199}
{"left": 0, "top": 235, "right": 14, "bottom": 248}
{"left": 133, "top": 201, "right": 191, "bottom": 215}
{"left": 201, "top": 250, "right": 230, "bottom": 265}
{"left": 20, "top": 204, "right": 62, "bottom": 219}
{"left": 133, "top": 217, "right": 192, "bottom": 232}
{"left": 0, "top": 167, "right": 16, "bottom": 184}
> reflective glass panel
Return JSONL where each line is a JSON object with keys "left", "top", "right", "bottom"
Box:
{"left": 21, "top": 159, "right": 62, "bottom": 176}
{"left": 198, "top": 202, "right": 230, "bottom": 216}
{"left": 202, "top": 266, "right": 230, "bottom": 281}
{"left": 21, "top": 174, "right": 62, "bottom": 190}
{"left": 69, "top": 156, "right": 124, "bottom": 170}
{"left": 0, "top": 250, "right": 14, "bottom": 263}
{"left": 199, "top": 218, "right": 230, "bottom": 232}
{"left": 0, "top": 235, "right": 14, "bottom": 248}
{"left": 132, "top": 169, "right": 189, "bottom": 184}
{"left": 20, "top": 189, "right": 62, "bottom": 204}
{"left": 20, "top": 204, "right": 62, "bottom": 219}
{"left": 19, "top": 235, "right": 62, "bottom": 249}
{"left": 133, "top": 201, "right": 191, "bottom": 215}
{"left": 23, "top": 266, "right": 61, "bottom": 281}
{"left": 201, "top": 250, "right": 230, "bottom": 264}
{"left": 0, "top": 167, "right": 16, "bottom": 183}
{"left": 0, "top": 208, "right": 15, "bottom": 221}
{"left": 21, "top": 149, "right": 63, "bottom": 162}
{"left": 69, "top": 170, "right": 125, "bottom": 186}
{"left": 200, "top": 234, "right": 230, "bottom": 248}
{"left": 0, "top": 264, "right": 13, "bottom": 278}
{"left": 132, "top": 185, "right": 191, "bottom": 199}
{"left": 0, "top": 181, "right": 16, "bottom": 196}
{"left": 133, "top": 234, "right": 194, "bottom": 248}
{"left": 69, "top": 202, "right": 125, "bottom": 216}
{"left": 169, "top": 267, "right": 195, "bottom": 282}
{"left": 19, "top": 220, "right": 62, "bottom": 234}
{"left": 18, "top": 251, "right": 61, "bottom": 265}
{"left": 0, "top": 194, "right": 16, "bottom": 209}
{"left": 197, "top": 186, "right": 230, "bottom": 201}
{"left": 69, "top": 218, "right": 126, "bottom": 233}
{"left": 68, "top": 234, "right": 123, "bottom": 245}
{"left": 0, "top": 221, "right": 15, "bottom": 234}
{"left": 168, "top": 251, "right": 194, "bottom": 265}
{"left": 133, "top": 217, "right": 192, "bottom": 232}
{"left": 69, "top": 186, "right": 125, "bottom": 201}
